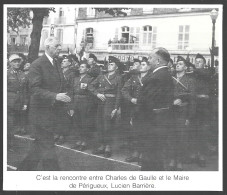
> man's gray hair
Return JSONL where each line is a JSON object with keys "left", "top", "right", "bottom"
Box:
{"left": 154, "top": 47, "right": 170, "bottom": 63}
{"left": 44, "top": 37, "right": 60, "bottom": 48}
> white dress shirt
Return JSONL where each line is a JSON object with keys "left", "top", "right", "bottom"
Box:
{"left": 45, "top": 52, "right": 54, "bottom": 66}
{"left": 152, "top": 66, "right": 168, "bottom": 73}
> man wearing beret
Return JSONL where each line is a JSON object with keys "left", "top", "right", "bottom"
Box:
{"left": 7, "top": 54, "right": 29, "bottom": 150}
{"left": 87, "top": 53, "right": 101, "bottom": 78}
{"left": 188, "top": 53, "right": 212, "bottom": 167}
{"left": 87, "top": 53, "right": 102, "bottom": 136}
{"left": 68, "top": 61, "right": 94, "bottom": 151}
{"left": 68, "top": 54, "right": 80, "bottom": 77}
{"left": 168, "top": 56, "right": 196, "bottom": 171}
{"left": 88, "top": 56, "right": 123, "bottom": 158}
{"left": 186, "top": 61, "right": 196, "bottom": 74}
{"left": 121, "top": 57, "right": 150, "bottom": 163}
{"left": 137, "top": 47, "right": 174, "bottom": 171}
{"left": 120, "top": 58, "right": 141, "bottom": 150}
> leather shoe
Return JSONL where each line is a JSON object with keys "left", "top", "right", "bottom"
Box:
{"left": 78, "top": 145, "right": 87, "bottom": 151}
{"left": 176, "top": 162, "right": 183, "bottom": 171}
{"left": 167, "top": 165, "right": 176, "bottom": 171}
{"left": 104, "top": 150, "right": 112, "bottom": 158}
{"left": 184, "top": 156, "right": 197, "bottom": 164}
{"left": 56, "top": 136, "right": 65, "bottom": 145}
{"left": 138, "top": 154, "right": 142, "bottom": 166}
{"left": 93, "top": 147, "right": 105, "bottom": 155}
{"left": 104, "top": 145, "right": 112, "bottom": 158}
{"left": 125, "top": 156, "right": 139, "bottom": 162}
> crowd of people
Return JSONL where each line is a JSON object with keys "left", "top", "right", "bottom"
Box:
{"left": 7, "top": 37, "right": 219, "bottom": 171}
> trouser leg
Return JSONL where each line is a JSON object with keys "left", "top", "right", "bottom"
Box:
{"left": 18, "top": 125, "right": 60, "bottom": 171}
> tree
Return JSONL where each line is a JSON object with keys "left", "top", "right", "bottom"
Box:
{"left": 94, "top": 8, "right": 129, "bottom": 17}
{"left": 7, "top": 8, "right": 55, "bottom": 62}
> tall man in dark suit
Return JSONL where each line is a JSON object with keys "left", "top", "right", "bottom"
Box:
{"left": 137, "top": 47, "right": 174, "bottom": 171}
{"left": 17, "top": 37, "right": 71, "bottom": 171}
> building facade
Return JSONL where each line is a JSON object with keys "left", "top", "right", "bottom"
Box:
{"left": 40, "top": 7, "right": 77, "bottom": 53}
{"left": 7, "top": 7, "right": 78, "bottom": 55}
{"left": 7, "top": 7, "right": 220, "bottom": 65}
{"left": 76, "top": 8, "right": 220, "bottom": 64}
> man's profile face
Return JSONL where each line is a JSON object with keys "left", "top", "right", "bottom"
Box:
{"left": 61, "top": 59, "right": 71, "bottom": 69}
{"left": 79, "top": 64, "right": 88, "bottom": 74}
{"left": 195, "top": 58, "right": 205, "bottom": 69}
{"left": 148, "top": 49, "right": 159, "bottom": 68}
{"left": 176, "top": 61, "right": 187, "bottom": 72}
{"left": 140, "top": 61, "right": 150, "bottom": 73}
{"left": 47, "top": 42, "right": 62, "bottom": 58}
{"left": 132, "top": 62, "right": 141, "bottom": 70}
{"left": 88, "top": 58, "right": 94, "bottom": 65}
{"left": 108, "top": 62, "right": 118, "bottom": 72}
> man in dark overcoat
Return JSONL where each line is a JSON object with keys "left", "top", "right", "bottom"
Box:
{"left": 17, "top": 37, "right": 71, "bottom": 171}
{"left": 137, "top": 47, "right": 174, "bottom": 171}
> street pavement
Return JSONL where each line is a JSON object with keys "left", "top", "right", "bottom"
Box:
{"left": 7, "top": 132, "right": 218, "bottom": 171}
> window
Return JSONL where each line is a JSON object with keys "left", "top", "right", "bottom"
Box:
{"left": 143, "top": 8, "right": 154, "bottom": 14}
{"left": 142, "top": 25, "right": 157, "bottom": 48}
{"left": 87, "top": 8, "right": 95, "bottom": 17}
{"left": 129, "top": 27, "right": 140, "bottom": 43}
{"left": 10, "top": 36, "right": 16, "bottom": 45}
{"left": 121, "top": 26, "right": 130, "bottom": 43}
{"left": 178, "top": 25, "right": 190, "bottom": 50}
{"left": 59, "top": 8, "right": 64, "bottom": 17}
{"left": 85, "top": 28, "right": 94, "bottom": 43}
{"left": 114, "top": 28, "right": 119, "bottom": 42}
{"left": 56, "top": 29, "right": 63, "bottom": 43}
{"left": 20, "top": 36, "right": 27, "bottom": 45}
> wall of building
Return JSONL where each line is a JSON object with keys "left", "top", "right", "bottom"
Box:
{"left": 76, "top": 12, "right": 219, "bottom": 53}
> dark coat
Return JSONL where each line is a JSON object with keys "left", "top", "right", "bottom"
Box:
{"left": 137, "top": 66, "right": 174, "bottom": 171}
{"left": 137, "top": 67, "right": 174, "bottom": 125}
{"left": 7, "top": 69, "right": 29, "bottom": 111}
{"left": 172, "top": 74, "right": 196, "bottom": 120}
{"left": 28, "top": 54, "right": 67, "bottom": 129}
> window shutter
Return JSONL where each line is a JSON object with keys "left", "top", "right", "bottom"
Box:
{"left": 130, "top": 27, "right": 134, "bottom": 34}
{"left": 143, "top": 33, "right": 147, "bottom": 44}
{"left": 115, "top": 28, "right": 118, "bottom": 40}
{"left": 136, "top": 27, "right": 140, "bottom": 43}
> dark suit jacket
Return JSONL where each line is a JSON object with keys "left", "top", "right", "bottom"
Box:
{"left": 137, "top": 67, "right": 174, "bottom": 128}
{"left": 29, "top": 54, "right": 67, "bottom": 129}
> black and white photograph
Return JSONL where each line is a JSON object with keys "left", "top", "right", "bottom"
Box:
{"left": 3, "top": 4, "right": 223, "bottom": 191}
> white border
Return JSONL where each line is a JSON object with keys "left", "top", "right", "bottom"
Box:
{"left": 3, "top": 4, "right": 223, "bottom": 191}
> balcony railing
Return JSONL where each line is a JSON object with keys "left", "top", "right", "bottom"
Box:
{"left": 7, "top": 44, "right": 29, "bottom": 53}
{"left": 110, "top": 43, "right": 139, "bottom": 50}
{"left": 54, "top": 17, "right": 66, "bottom": 24}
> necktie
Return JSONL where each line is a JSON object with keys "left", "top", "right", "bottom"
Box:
{"left": 53, "top": 58, "right": 64, "bottom": 92}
